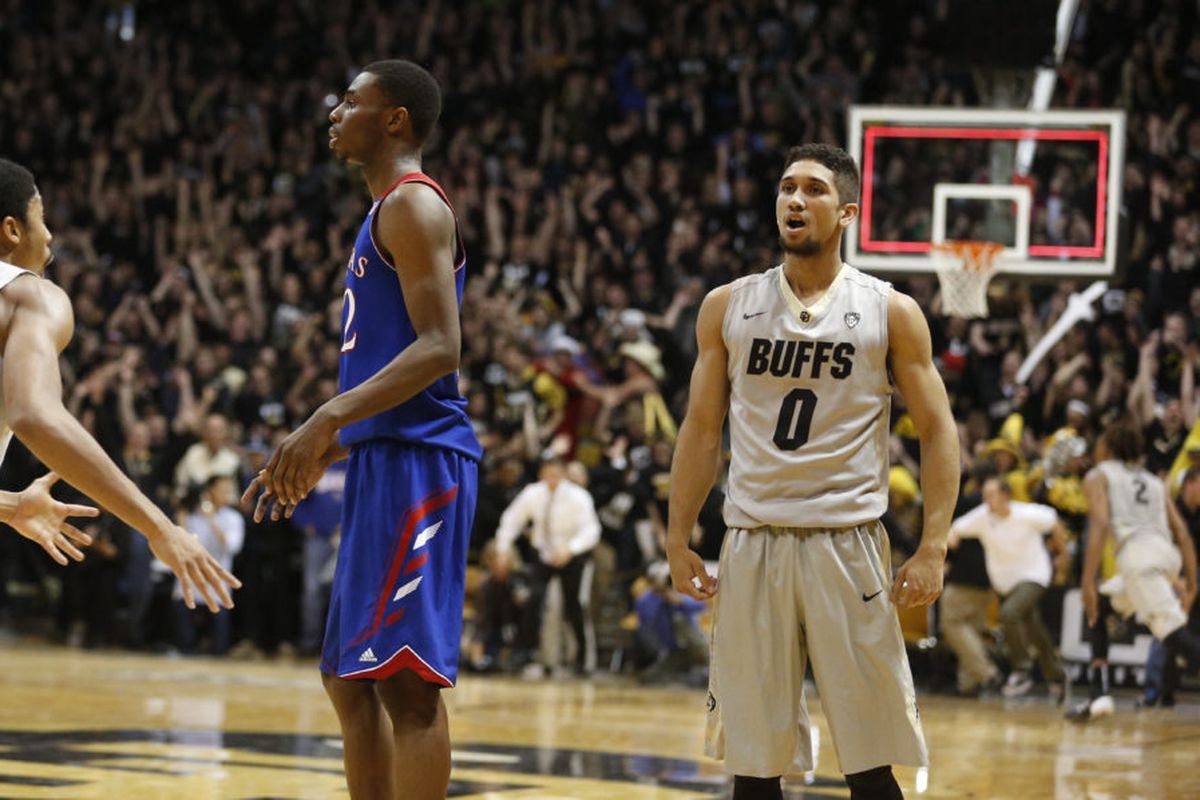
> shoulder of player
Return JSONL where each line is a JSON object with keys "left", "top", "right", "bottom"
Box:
{"left": 0, "top": 276, "right": 71, "bottom": 351}
{"left": 5, "top": 274, "right": 71, "bottom": 321}
{"left": 885, "top": 288, "right": 931, "bottom": 358}
{"left": 841, "top": 264, "right": 892, "bottom": 298}
{"left": 377, "top": 181, "right": 455, "bottom": 232}
{"left": 885, "top": 286, "right": 923, "bottom": 321}
{"left": 727, "top": 267, "right": 775, "bottom": 296}
{"left": 696, "top": 282, "right": 733, "bottom": 321}
{"left": 1082, "top": 466, "right": 1109, "bottom": 492}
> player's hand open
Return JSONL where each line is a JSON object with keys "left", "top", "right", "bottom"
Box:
{"left": 149, "top": 524, "right": 242, "bottom": 612}
{"left": 6, "top": 471, "right": 99, "bottom": 566}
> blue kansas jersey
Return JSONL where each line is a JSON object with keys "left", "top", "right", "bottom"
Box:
{"left": 338, "top": 173, "right": 481, "bottom": 461}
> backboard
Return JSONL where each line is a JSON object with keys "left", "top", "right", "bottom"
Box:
{"left": 846, "top": 106, "right": 1125, "bottom": 277}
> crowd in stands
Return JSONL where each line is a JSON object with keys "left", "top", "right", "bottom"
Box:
{"left": 0, "top": 0, "right": 1197, "bottom": 688}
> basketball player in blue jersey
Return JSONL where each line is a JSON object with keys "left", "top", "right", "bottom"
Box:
{"left": 243, "top": 61, "right": 480, "bottom": 799}
{"left": 0, "top": 158, "right": 240, "bottom": 610}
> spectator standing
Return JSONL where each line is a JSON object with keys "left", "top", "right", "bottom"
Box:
{"left": 949, "top": 477, "right": 1068, "bottom": 698}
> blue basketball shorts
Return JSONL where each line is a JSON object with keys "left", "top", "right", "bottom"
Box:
{"left": 320, "top": 440, "right": 478, "bottom": 685}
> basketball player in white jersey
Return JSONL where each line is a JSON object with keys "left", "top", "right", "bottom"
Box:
{"left": 667, "top": 144, "right": 958, "bottom": 800}
{"left": 1072, "top": 419, "right": 1200, "bottom": 721}
{"left": 0, "top": 158, "right": 239, "bottom": 611}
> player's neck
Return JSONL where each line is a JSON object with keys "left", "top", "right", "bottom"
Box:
{"left": 0, "top": 251, "right": 40, "bottom": 273}
{"left": 362, "top": 153, "right": 423, "bottom": 200}
{"left": 781, "top": 253, "right": 843, "bottom": 299}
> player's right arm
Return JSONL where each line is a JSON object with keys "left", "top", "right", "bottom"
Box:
{"left": 1166, "top": 496, "right": 1197, "bottom": 612}
{"left": 666, "top": 285, "right": 730, "bottom": 601}
{"left": 1, "top": 278, "right": 240, "bottom": 611}
{"left": 1080, "top": 469, "right": 1111, "bottom": 626}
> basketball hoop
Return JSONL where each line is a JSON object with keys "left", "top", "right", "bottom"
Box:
{"left": 930, "top": 240, "right": 1005, "bottom": 319}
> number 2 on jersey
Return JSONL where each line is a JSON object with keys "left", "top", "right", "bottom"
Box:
{"left": 773, "top": 388, "right": 817, "bottom": 450}
{"left": 1133, "top": 478, "right": 1148, "bottom": 505}
{"left": 341, "top": 287, "right": 357, "bottom": 352}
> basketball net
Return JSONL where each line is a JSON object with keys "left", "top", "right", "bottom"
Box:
{"left": 930, "top": 240, "right": 1004, "bottom": 319}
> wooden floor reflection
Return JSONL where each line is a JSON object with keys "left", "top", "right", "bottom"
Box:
{"left": 0, "top": 644, "right": 1198, "bottom": 798}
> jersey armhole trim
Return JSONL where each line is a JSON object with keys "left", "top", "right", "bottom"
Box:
{"left": 370, "top": 175, "right": 467, "bottom": 274}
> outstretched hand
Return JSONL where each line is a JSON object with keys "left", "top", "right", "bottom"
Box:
{"left": 6, "top": 471, "right": 99, "bottom": 566}
{"left": 149, "top": 525, "right": 242, "bottom": 612}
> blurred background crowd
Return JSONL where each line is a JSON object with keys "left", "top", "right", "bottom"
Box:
{"left": 0, "top": 0, "right": 1197, "bottom": 690}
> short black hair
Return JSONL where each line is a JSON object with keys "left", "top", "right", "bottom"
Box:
{"left": 0, "top": 159, "right": 37, "bottom": 226}
{"left": 1102, "top": 418, "right": 1144, "bottom": 462}
{"left": 362, "top": 60, "right": 442, "bottom": 146}
{"left": 1182, "top": 467, "right": 1200, "bottom": 485}
{"left": 782, "top": 144, "right": 860, "bottom": 205}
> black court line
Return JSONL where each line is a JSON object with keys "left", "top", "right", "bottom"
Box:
{"left": 0, "top": 728, "right": 861, "bottom": 798}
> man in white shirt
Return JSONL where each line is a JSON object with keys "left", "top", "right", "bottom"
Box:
{"left": 950, "top": 477, "right": 1067, "bottom": 698}
{"left": 495, "top": 458, "right": 601, "bottom": 675}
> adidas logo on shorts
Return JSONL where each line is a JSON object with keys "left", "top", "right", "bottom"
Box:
{"left": 359, "top": 647, "right": 378, "bottom": 663}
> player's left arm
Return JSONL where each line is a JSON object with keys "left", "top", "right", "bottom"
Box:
{"left": 1166, "top": 497, "right": 1197, "bottom": 611}
{"left": 265, "top": 184, "right": 460, "bottom": 506}
{"left": 887, "top": 290, "right": 960, "bottom": 608}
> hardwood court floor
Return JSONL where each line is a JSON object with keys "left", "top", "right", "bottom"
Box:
{"left": 0, "top": 644, "right": 1198, "bottom": 799}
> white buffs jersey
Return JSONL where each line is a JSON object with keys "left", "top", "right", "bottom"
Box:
{"left": 0, "top": 260, "right": 36, "bottom": 466}
{"left": 1094, "top": 460, "right": 1171, "bottom": 548}
{"left": 722, "top": 264, "right": 891, "bottom": 529}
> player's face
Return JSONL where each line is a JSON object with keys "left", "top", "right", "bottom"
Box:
{"left": 775, "top": 161, "right": 857, "bottom": 257}
{"left": 328, "top": 73, "right": 400, "bottom": 164}
{"left": 3, "top": 193, "right": 53, "bottom": 272}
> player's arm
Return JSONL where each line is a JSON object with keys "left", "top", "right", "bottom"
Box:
{"left": 887, "top": 291, "right": 959, "bottom": 607}
{"left": 665, "top": 285, "right": 730, "bottom": 600}
{"left": 2, "top": 278, "right": 239, "bottom": 610}
{"left": 1166, "top": 497, "right": 1197, "bottom": 611}
{"left": 322, "top": 183, "right": 461, "bottom": 427}
{"left": 1080, "top": 470, "right": 1111, "bottom": 626}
